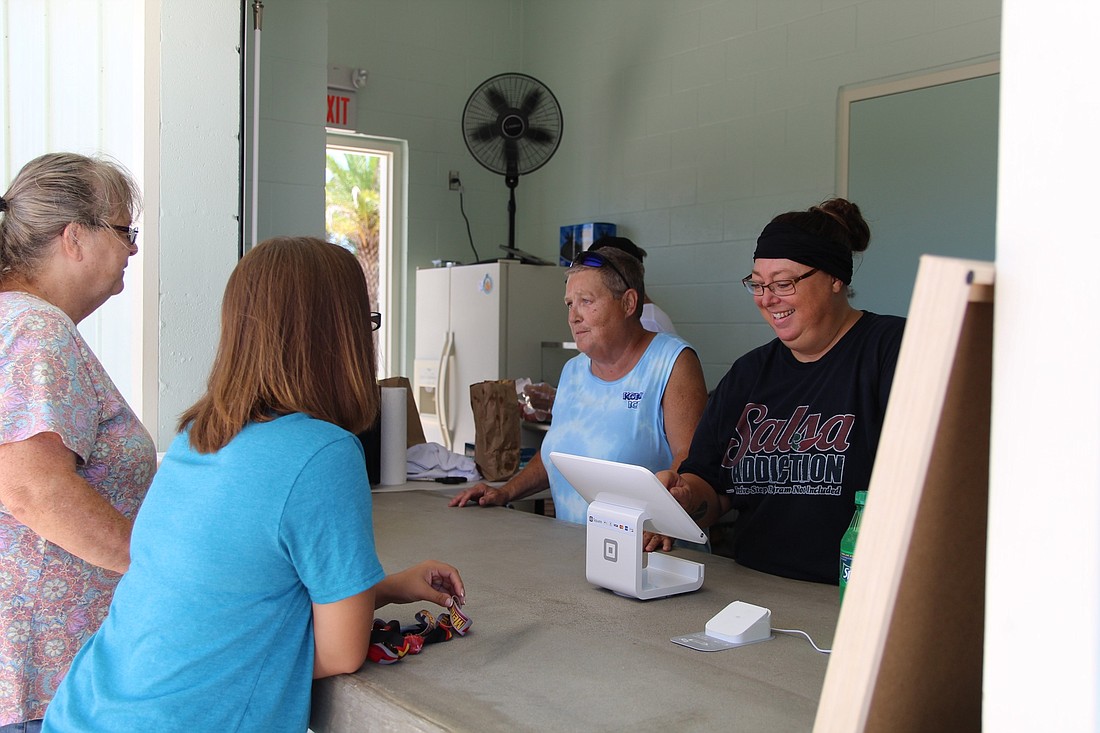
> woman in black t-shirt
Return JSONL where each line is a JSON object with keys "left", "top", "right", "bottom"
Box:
{"left": 652, "top": 198, "right": 904, "bottom": 584}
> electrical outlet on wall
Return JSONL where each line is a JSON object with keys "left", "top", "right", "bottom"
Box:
{"left": 448, "top": 170, "right": 461, "bottom": 190}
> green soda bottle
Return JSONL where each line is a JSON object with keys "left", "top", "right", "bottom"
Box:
{"left": 838, "top": 490, "right": 867, "bottom": 602}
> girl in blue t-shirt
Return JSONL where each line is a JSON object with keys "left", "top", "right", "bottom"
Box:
{"left": 44, "top": 237, "right": 466, "bottom": 733}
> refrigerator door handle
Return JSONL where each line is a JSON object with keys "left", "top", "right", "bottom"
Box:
{"left": 436, "top": 331, "right": 455, "bottom": 452}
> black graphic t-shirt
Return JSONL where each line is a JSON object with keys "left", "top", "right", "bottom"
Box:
{"left": 680, "top": 311, "right": 905, "bottom": 583}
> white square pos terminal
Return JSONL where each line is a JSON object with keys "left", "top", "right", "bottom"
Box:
{"left": 548, "top": 452, "right": 706, "bottom": 600}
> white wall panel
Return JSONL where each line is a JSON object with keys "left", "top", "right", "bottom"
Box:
{"left": 1, "top": 0, "right": 145, "bottom": 419}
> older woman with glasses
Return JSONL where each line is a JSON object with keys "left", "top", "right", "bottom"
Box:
{"left": 450, "top": 245, "right": 709, "bottom": 525}
{"left": 0, "top": 152, "right": 154, "bottom": 732}
{"left": 651, "top": 198, "right": 905, "bottom": 585}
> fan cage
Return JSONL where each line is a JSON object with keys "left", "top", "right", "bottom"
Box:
{"left": 462, "top": 73, "right": 563, "bottom": 177}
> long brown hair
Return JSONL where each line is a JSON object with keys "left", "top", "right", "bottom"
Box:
{"left": 179, "top": 236, "right": 380, "bottom": 453}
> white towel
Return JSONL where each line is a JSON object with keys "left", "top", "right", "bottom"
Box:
{"left": 406, "top": 442, "right": 481, "bottom": 481}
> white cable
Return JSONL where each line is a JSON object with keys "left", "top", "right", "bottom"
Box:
{"left": 772, "top": 627, "right": 831, "bottom": 655}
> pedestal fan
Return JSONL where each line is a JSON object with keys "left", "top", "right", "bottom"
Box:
{"left": 461, "top": 73, "right": 563, "bottom": 256}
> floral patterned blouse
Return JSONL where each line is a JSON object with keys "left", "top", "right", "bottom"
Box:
{"left": 0, "top": 291, "right": 155, "bottom": 724}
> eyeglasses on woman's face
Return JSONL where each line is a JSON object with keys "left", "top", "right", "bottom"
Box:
{"left": 741, "top": 268, "right": 818, "bottom": 297}
{"left": 97, "top": 222, "right": 139, "bottom": 253}
{"left": 370, "top": 311, "right": 382, "bottom": 331}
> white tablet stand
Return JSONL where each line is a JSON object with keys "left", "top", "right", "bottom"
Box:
{"left": 585, "top": 497, "right": 704, "bottom": 599}
{"left": 549, "top": 452, "right": 707, "bottom": 601}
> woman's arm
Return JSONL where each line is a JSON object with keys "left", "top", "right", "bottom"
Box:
{"left": 667, "top": 471, "right": 732, "bottom": 530}
{"left": 640, "top": 351, "right": 711, "bottom": 553}
{"left": 448, "top": 450, "right": 550, "bottom": 507}
{"left": 312, "top": 588, "right": 376, "bottom": 678}
{"left": 0, "top": 431, "right": 133, "bottom": 573}
{"left": 311, "top": 560, "right": 465, "bottom": 678}
{"left": 644, "top": 470, "right": 732, "bottom": 552}
{"left": 661, "top": 349, "right": 709, "bottom": 468}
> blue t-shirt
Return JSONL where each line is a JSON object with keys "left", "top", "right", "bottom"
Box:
{"left": 44, "top": 413, "right": 385, "bottom": 733}
{"left": 541, "top": 332, "right": 690, "bottom": 523}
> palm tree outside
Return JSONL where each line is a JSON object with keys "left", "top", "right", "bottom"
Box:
{"left": 325, "top": 150, "right": 382, "bottom": 305}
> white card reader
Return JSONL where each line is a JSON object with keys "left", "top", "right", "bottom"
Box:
{"left": 705, "top": 601, "right": 773, "bottom": 645}
{"left": 671, "top": 600, "right": 774, "bottom": 652}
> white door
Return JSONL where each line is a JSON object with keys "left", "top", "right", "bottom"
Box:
{"left": 447, "top": 263, "right": 504, "bottom": 453}
{"left": 414, "top": 267, "right": 452, "bottom": 447}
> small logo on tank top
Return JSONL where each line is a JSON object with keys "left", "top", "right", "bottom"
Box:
{"left": 622, "top": 391, "right": 644, "bottom": 409}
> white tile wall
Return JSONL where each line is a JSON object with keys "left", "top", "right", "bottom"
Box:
{"left": 0, "top": 0, "right": 147, "bottom": 419}
{"left": 514, "top": 0, "right": 1000, "bottom": 386}
{"left": 315, "top": 0, "right": 1001, "bottom": 385}
{"left": 156, "top": 0, "right": 244, "bottom": 443}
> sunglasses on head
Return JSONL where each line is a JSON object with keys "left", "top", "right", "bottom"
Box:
{"left": 571, "top": 250, "right": 629, "bottom": 290}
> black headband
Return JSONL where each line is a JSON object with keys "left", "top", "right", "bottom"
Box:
{"left": 753, "top": 221, "right": 853, "bottom": 284}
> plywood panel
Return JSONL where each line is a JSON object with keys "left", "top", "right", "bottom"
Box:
{"left": 815, "top": 256, "right": 994, "bottom": 733}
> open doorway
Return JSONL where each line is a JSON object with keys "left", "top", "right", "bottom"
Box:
{"left": 324, "top": 134, "right": 406, "bottom": 378}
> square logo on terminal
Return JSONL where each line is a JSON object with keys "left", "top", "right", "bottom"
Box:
{"left": 603, "top": 538, "right": 618, "bottom": 562}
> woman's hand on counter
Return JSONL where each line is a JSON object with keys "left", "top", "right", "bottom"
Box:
{"left": 449, "top": 451, "right": 549, "bottom": 509}
{"left": 377, "top": 560, "right": 466, "bottom": 609}
{"left": 448, "top": 482, "right": 511, "bottom": 508}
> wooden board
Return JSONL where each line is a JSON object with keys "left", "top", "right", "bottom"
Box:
{"left": 814, "top": 255, "right": 994, "bottom": 733}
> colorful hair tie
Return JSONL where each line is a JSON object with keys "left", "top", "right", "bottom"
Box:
{"left": 366, "top": 598, "right": 472, "bottom": 665}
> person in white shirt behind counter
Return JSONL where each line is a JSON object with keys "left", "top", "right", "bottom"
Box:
{"left": 588, "top": 235, "right": 676, "bottom": 334}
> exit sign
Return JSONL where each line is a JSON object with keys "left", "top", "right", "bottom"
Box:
{"left": 327, "top": 88, "right": 357, "bottom": 129}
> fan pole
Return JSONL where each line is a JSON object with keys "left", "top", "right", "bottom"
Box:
{"left": 506, "top": 174, "right": 518, "bottom": 252}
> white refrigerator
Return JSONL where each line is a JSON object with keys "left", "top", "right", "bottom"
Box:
{"left": 413, "top": 260, "right": 573, "bottom": 455}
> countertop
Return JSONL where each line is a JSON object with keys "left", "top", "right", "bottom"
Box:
{"left": 310, "top": 487, "right": 838, "bottom": 732}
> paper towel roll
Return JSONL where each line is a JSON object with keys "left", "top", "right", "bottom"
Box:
{"left": 380, "top": 386, "right": 407, "bottom": 485}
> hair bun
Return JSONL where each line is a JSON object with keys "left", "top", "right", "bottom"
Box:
{"left": 816, "top": 198, "right": 870, "bottom": 252}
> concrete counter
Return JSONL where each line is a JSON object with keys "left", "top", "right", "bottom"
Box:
{"left": 311, "top": 488, "right": 838, "bottom": 732}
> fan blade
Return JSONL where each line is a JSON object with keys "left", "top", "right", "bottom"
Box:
{"left": 519, "top": 88, "right": 543, "bottom": 117}
{"left": 524, "top": 127, "right": 556, "bottom": 145}
{"left": 470, "top": 122, "right": 501, "bottom": 142}
{"left": 485, "top": 87, "right": 511, "bottom": 114}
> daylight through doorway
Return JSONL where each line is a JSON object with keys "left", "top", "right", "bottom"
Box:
{"left": 326, "top": 143, "right": 391, "bottom": 376}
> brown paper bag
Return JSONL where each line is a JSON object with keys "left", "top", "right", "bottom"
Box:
{"left": 470, "top": 379, "right": 521, "bottom": 481}
{"left": 378, "top": 376, "right": 426, "bottom": 447}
